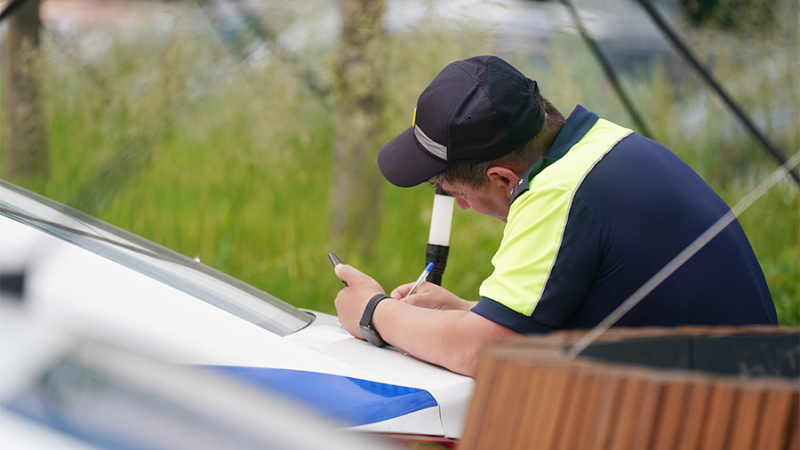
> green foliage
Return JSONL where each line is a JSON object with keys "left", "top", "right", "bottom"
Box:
{"left": 2, "top": 4, "right": 797, "bottom": 326}
{"left": 680, "top": 0, "right": 780, "bottom": 34}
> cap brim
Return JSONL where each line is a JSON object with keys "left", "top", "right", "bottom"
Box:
{"left": 378, "top": 127, "right": 450, "bottom": 188}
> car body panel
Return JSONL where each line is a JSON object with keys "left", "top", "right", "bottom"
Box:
{"left": 0, "top": 181, "right": 474, "bottom": 439}
{"left": 0, "top": 306, "right": 395, "bottom": 450}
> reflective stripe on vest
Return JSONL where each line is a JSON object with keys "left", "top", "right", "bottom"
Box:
{"left": 479, "top": 119, "right": 633, "bottom": 316}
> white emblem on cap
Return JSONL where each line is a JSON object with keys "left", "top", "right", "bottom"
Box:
{"left": 414, "top": 125, "right": 447, "bottom": 160}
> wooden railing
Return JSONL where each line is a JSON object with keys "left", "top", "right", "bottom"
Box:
{"left": 459, "top": 326, "right": 799, "bottom": 450}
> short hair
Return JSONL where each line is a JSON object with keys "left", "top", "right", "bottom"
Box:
{"left": 429, "top": 98, "right": 566, "bottom": 190}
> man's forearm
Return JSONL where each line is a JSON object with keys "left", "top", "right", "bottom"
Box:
{"left": 371, "top": 299, "right": 517, "bottom": 377}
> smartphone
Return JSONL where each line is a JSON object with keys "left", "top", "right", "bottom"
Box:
{"left": 328, "top": 252, "right": 347, "bottom": 285}
{"left": 328, "top": 252, "right": 343, "bottom": 266}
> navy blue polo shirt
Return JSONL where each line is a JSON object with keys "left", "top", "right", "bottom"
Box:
{"left": 472, "top": 105, "right": 777, "bottom": 333}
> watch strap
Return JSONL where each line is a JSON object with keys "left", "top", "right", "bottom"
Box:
{"left": 360, "top": 294, "right": 391, "bottom": 328}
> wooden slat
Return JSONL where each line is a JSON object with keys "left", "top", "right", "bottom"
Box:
{"left": 573, "top": 372, "right": 608, "bottom": 450}
{"left": 493, "top": 362, "right": 539, "bottom": 450}
{"left": 729, "top": 386, "right": 765, "bottom": 450}
{"left": 535, "top": 367, "right": 578, "bottom": 450}
{"left": 785, "top": 394, "right": 800, "bottom": 450}
{"left": 650, "top": 379, "right": 690, "bottom": 450}
{"left": 555, "top": 369, "right": 594, "bottom": 450}
{"left": 608, "top": 375, "right": 647, "bottom": 450}
{"left": 507, "top": 365, "right": 548, "bottom": 450}
{"left": 592, "top": 374, "right": 627, "bottom": 450}
{"left": 459, "top": 352, "right": 502, "bottom": 447}
{"left": 675, "top": 379, "right": 713, "bottom": 450}
{"left": 629, "top": 377, "right": 665, "bottom": 450}
{"left": 752, "top": 386, "right": 793, "bottom": 450}
{"left": 477, "top": 358, "right": 524, "bottom": 450}
{"left": 514, "top": 365, "right": 551, "bottom": 449}
{"left": 700, "top": 381, "right": 739, "bottom": 450}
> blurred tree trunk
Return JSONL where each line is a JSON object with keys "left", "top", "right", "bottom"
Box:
{"left": 2, "top": 0, "right": 49, "bottom": 179}
{"left": 330, "top": 0, "right": 386, "bottom": 256}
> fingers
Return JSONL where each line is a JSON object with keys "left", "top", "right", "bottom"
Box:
{"left": 332, "top": 265, "right": 387, "bottom": 339}
{"left": 333, "top": 264, "right": 384, "bottom": 299}
{"left": 334, "top": 264, "right": 361, "bottom": 287}
{"left": 392, "top": 282, "right": 437, "bottom": 302}
{"left": 402, "top": 291, "right": 439, "bottom": 309}
{"left": 390, "top": 282, "right": 413, "bottom": 299}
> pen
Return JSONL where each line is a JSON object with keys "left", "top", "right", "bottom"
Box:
{"left": 405, "top": 263, "right": 434, "bottom": 298}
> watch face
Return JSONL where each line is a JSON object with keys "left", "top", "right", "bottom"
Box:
{"left": 360, "top": 325, "right": 386, "bottom": 347}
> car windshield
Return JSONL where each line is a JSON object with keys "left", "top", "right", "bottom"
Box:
{"left": 0, "top": 181, "right": 313, "bottom": 336}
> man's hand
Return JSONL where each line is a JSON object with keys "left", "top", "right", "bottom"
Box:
{"left": 333, "top": 264, "right": 388, "bottom": 340}
{"left": 391, "top": 281, "right": 476, "bottom": 311}
{"left": 333, "top": 264, "right": 520, "bottom": 377}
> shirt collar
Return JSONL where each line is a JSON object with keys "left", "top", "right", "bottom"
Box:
{"left": 509, "top": 105, "right": 599, "bottom": 204}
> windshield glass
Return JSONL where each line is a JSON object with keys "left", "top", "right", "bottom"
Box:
{"left": 0, "top": 181, "right": 313, "bottom": 336}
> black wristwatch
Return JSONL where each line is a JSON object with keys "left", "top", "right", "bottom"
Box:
{"left": 359, "top": 294, "right": 390, "bottom": 347}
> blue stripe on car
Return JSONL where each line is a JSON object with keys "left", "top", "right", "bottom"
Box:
{"left": 204, "top": 366, "right": 438, "bottom": 426}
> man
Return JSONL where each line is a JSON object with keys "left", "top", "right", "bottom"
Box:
{"left": 333, "top": 55, "right": 777, "bottom": 377}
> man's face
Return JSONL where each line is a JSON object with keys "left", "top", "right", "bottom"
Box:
{"left": 440, "top": 180, "right": 512, "bottom": 222}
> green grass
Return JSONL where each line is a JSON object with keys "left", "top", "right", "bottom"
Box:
{"left": 2, "top": 10, "right": 797, "bottom": 326}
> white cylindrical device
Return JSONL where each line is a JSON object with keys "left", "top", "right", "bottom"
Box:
{"left": 428, "top": 194, "right": 454, "bottom": 246}
{"left": 426, "top": 193, "right": 454, "bottom": 285}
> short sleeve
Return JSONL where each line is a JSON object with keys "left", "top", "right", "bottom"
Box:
{"left": 476, "top": 192, "right": 604, "bottom": 334}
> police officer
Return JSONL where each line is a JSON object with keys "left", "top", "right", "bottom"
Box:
{"left": 334, "top": 55, "right": 777, "bottom": 377}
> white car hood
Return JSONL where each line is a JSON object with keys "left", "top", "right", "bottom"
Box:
{"left": 0, "top": 209, "right": 473, "bottom": 439}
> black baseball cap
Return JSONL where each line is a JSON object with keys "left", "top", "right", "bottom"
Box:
{"left": 378, "top": 55, "right": 545, "bottom": 187}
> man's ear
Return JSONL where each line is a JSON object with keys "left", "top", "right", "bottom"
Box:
{"left": 486, "top": 167, "right": 520, "bottom": 192}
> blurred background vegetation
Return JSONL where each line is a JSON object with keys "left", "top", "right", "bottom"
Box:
{"left": 1, "top": 0, "right": 798, "bottom": 325}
